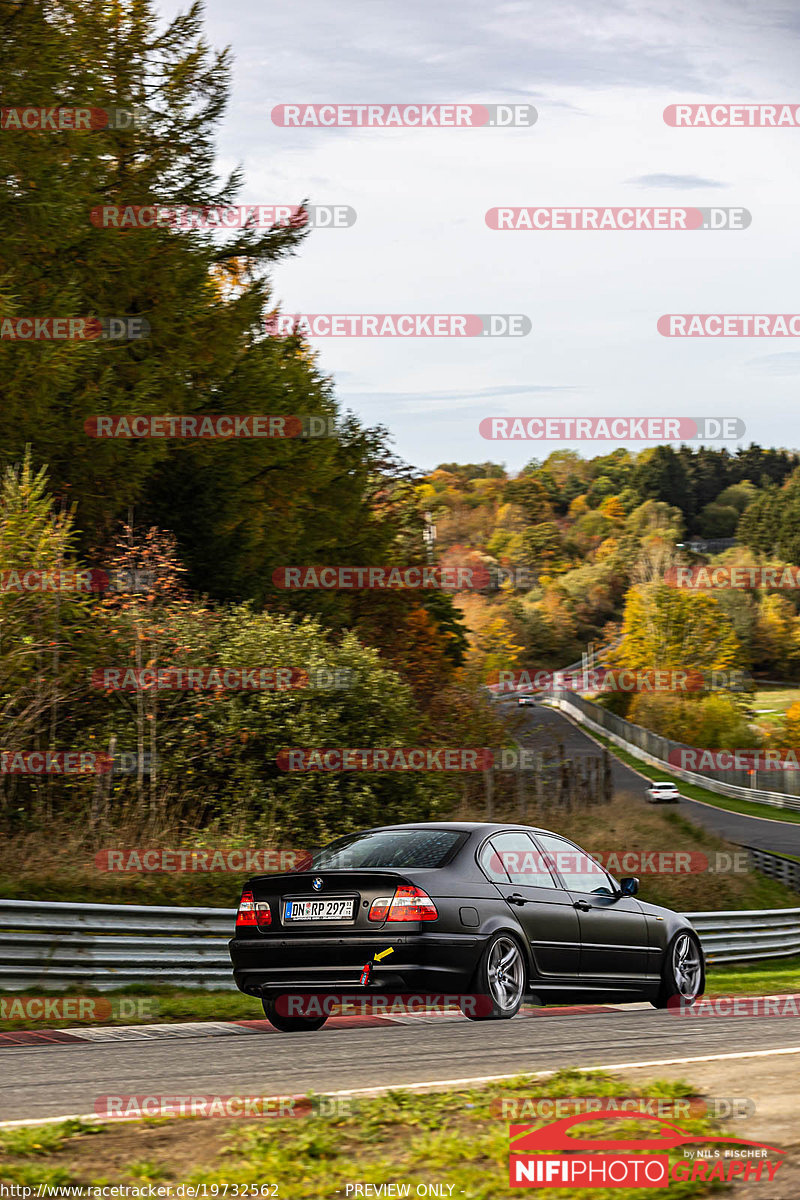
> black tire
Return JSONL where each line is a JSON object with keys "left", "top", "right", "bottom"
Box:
{"left": 462, "top": 932, "right": 526, "bottom": 1021}
{"left": 261, "top": 996, "right": 328, "bottom": 1031}
{"left": 651, "top": 930, "right": 705, "bottom": 1010}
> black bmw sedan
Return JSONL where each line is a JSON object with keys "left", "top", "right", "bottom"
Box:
{"left": 229, "top": 822, "right": 705, "bottom": 1031}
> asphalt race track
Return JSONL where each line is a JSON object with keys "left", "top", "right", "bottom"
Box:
{"left": 511, "top": 700, "right": 800, "bottom": 855}
{"left": 1, "top": 701, "right": 797, "bottom": 1128}
{"left": 1, "top": 1007, "right": 799, "bottom": 1124}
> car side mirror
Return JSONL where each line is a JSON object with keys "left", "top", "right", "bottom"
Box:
{"left": 620, "top": 876, "right": 639, "bottom": 896}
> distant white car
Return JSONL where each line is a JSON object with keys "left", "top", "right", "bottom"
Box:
{"left": 646, "top": 780, "right": 680, "bottom": 804}
{"left": 517, "top": 694, "right": 537, "bottom": 707}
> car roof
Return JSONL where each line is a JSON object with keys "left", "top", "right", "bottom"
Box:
{"left": 347, "top": 821, "right": 557, "bottom": 836}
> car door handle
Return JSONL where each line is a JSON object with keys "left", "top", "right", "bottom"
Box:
{"left": 506, "top": 893, "right": 527, "bottom": 906}
{"left": 573, "top": 900, "right": 591, "bottom": 911}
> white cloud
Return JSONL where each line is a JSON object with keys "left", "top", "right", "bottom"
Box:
{"left": 157, "top": 0, "right": 800, "bottom": 468}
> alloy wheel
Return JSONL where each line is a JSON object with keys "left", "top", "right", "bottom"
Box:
{"left": 487, "top": 936, "right": 524, "bottom": 1010}
{"left": 672, "top": 933, "right": 702, "bottom": 999}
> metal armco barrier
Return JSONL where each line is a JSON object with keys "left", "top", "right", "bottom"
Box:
{"left": 685, "top": 908, "right": 800, "bottom": 963}
{"left": 0, "top": 899, "right": 234, "bottom": 991}
{"left": 551, "top": 689, "right": 800, "bottom": 810}
{"left": 0, "top": 898, "right": 798, "bottom": 991}
{"left": 744, "top": 845, "right": 800, "bottom": 894}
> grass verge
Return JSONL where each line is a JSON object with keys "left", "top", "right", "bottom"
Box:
{"left": 751, "top": 686, "right": 800, "bottom": 733}
{"left": 0, "top": 1069, "right": 744, "bottom": 1198}
{"left": 705, "top": 954, "right": 800, "bottom": 994}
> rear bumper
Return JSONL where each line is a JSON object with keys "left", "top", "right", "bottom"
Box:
{"left": 228, "top": 931, "right": 484, "bottom": 996}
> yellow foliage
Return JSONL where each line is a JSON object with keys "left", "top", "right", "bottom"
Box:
{"left": 568, "top": 495, "right": 589, "bottom": 518}
{"left": 613, "top": 583, "right": 740, "bottom": 672}
{"left": 595, "top": 537, "right": 618, "bottom": 562}
{"left": 599, "top": 495, "right": 626, "bottom": 523}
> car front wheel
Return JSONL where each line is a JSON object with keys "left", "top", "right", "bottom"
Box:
{"left": 463, "top": 933, "right": 525, "bottom": 1020}
{"left": 261, "top": 996, "right": 328, "bottom": 1031}
{"left": 651, "top": 930, "right": 705, "bottom": 1009}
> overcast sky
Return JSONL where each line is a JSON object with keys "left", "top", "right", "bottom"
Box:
{"left": 158, "top": 0, "right": 800, "bottom": 474}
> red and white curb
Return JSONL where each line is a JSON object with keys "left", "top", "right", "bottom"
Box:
{"left": 0, "top": 1003, "right": 639, "bottom": 1047}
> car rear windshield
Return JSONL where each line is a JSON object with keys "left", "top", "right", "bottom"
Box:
{"left": 312, "top": 829, "right": 465, "bottom": 870}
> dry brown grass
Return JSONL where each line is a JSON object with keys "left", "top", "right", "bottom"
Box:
{"left": 3, "top": 788, "right": 796, "bottom": 910}
{"left": 454, "top": 790, "right": 798, "bottom": 910}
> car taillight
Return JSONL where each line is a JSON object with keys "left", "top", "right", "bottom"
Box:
{"left": 388, "top": 885, "right": 438, "bottom": 921}
{"left": 369, "top": 885, "right": 438, "bottom": 922}
{"left": 368, "top": 896, "right": 392, "bottom": 921}
{"left": 236, "top": 889, "right": 258, "bottom": 927}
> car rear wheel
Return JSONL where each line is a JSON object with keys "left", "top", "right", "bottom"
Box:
{"left": 651, "top": 930, "right": 704, "bottom": 1009}
{"left": 462, "top": 933, "right": 525, "bottom": 1020}
{"left": 261, "top": 997, "right": 328, "bottom": 1031}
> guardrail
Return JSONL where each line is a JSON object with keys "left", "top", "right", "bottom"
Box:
{"left": 550, "top": 690, "right": 800, "bottom": 811}
{"left": 0, "top": 899, "right": 234, "bottom": 991}
{"left": 0, "top": 898, "right": 798, "bottom": 991}
{"left": 686, "top": 908, "right": 800, "bottom": 963}
{"left": 743, "top": 846, "right": 800, "bottom": 894}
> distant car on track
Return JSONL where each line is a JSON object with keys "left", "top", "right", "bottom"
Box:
{"left": 229, "top": 821, "right": 704, "bottom": 1032}
{"left": 646, "top": 781, "right": 681, "bottom": 804}
{"left": 517, "top": 694, "right": 537, "bottom": 706}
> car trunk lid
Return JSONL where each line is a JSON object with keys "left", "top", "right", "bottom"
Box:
{"left": 243, "top": 870, "right": 416, "bottom": 934}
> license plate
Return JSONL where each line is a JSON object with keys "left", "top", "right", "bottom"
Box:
{"left": 284, "top": 898, "right": 355, "bottom": 922}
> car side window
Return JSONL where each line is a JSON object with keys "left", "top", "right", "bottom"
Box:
{"left": 479, "top": 832, "right": 557, "bottom": 888}
{"left": 534, "top": 834, "right": 616, "bottom": 895}
{"left": 478, "top": 839, "right": 511, "bottom": 882}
